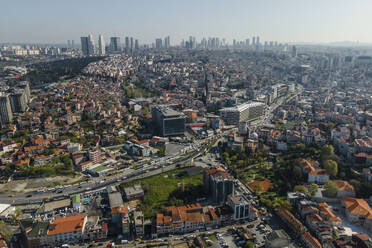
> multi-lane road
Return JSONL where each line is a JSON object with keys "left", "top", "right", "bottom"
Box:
{"left": 0, "top": 140, "right": 210, "bottom": 205}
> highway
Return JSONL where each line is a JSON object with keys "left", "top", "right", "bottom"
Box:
{"left": 0, "top": 140, "right": 211, "bottom": 205}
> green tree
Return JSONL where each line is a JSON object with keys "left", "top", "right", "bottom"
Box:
{"left": 244, "top": 241, "right": 254, "bottom": 248}
{"left": 292, "top": 165, "right": 303, "bottom": 179}
{"left": 324, "top": 181, "right": 338, "bottom": 197}
{"left": 307, "top": 183, "right": 319, "bottom": 196}
{"left": 324, "top": 160, "right": 338, "bottom": 177}
{"left": 321, "top": 145, "right": 334, "bottom": 159}
{"left": 0, "top": 221, "right": 12, "bottom": 242}
{"left": 294, "top": 185, "right": 308, "bottom": 195}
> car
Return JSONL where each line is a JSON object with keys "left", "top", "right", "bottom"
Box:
{"left": 8, "top": 194, "right": 14, "bottom": 197}
{"left": 26, "top": 194, "right": 32, "bottom": 198}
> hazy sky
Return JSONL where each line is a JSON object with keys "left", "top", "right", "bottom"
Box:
{"left": 1, "top": 0, "right": 372, "bottom": 45}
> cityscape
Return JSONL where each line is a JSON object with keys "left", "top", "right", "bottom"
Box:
{"left": 1, "top": 1, "right": 372, "bottom": 248}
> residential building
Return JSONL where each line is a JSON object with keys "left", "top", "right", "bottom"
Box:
{"left": 341, "top": 196, "right": 372, "bottom": 231}
{"left": 334, "top": 180, "right": 355, "bottom": 198}
{"left": 123, "top": 184, "right": 144, "bottom": 200}
{"left": 9, "top": 90, "right": 27, "bottom": 112}
{"left": 203, "top": 167, "right": 234, "bottom": 204}
{"left": 47, "top": 214, "right": 87, "bottom": 245}
{"left": 0, "top": 93, "right": 13, "bottom": 125}
{"left": 98, "top": 34, "right": 105, "bottom": 55}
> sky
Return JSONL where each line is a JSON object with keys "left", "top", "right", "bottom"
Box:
{"left": 1, "top": 0, "right": 372, "bottom": 45}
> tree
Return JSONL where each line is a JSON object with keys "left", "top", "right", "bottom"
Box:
{"left": 0, "top": 221, "right": 12, "bottom": 242}
{"left": 307, "top": 183, "right": 319, "bottom": 196}
{"left": 324, "top": 181, "right": 338, "bottom": 197}
{"left": 324, "top": 160, "right": 338, "bottom": 177}
{"left": 321, "top": 145, "right": 334, "bottom": 160}
{"left": 244, "top": 241, "right": 254, "bottom": 248}
{"left": 294, "top": 185, "right": 308, "bottom": 195}
{"left": 292, "top": 165, "right": 303, "bottom": 179}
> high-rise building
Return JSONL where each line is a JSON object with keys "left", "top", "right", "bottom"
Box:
{"left": 151, "top": 105, "right": 185, "bottom": 136}
{"left": 134, "top": 39, "right": 139, "bottom": 50}
{"left": 203, "top": 167, "right": 235, "bottom": 204}
{"left": 110, "top": 37, "right": 121, "bottom": 53}
{"left": 292, "top": 45, "right": 297, "bottom": 57}
{"left": 155, "top": 38, "right": 162, "bottom": 49}
{"left": 130, "top": 37, "right": 134, "bottom": 52}
{"left": 18, "top": 81, "right": 30, "bottom": 102}
{"left": 88, "top": 34, "right": 95, "bottom": 55}
{"left": 67, "top": 40, "right": 71, "bottom": 48}
{"left": 0, "top": 93, "right": 13, "bottom": 125}
{"left": 9, "top": 90, "right": 27, "bottom": 113}
{"left": 71, "top": 40, "right": 75, "bottom": 48}
{"left": 125, "top": 37, "right": 129, "bottom": 52}
{"left": 252, "top": 37, "right": 256, "bottom": 47}
{"left": 98, "top": 35, "right": 105, "bottom": 55}
{"left": 189, "top": 36, "right": 196, "bottom": 49}
{"left": 80, "top": 35, "right": 95, "bottom": 56}
{"left": 164, "top": 36, "right": 170, "bottom": 49}
{"left": 245, "top": 39, "right": 250, "bottom": 47}
{"left": 256, "top": 36, "right": 260, "bottom": 46}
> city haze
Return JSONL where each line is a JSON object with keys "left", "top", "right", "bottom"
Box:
{"left": 1, "top": 0, "right": 372, "bottom": 45}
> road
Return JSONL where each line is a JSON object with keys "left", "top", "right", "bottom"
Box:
{"left": 0, "top": 140, "right": 211, "bottom": 205}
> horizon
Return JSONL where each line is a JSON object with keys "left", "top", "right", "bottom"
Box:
{"left": 2, "top": 0, "right": 372, "bottom": 45}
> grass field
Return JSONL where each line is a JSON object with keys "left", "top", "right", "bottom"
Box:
{"left": 120, "top": 168, "right": 204, "bottom": 219}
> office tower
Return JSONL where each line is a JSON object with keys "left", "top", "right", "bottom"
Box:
{"left": 252, "top": 37, "right": 256, "bottom": 47}
{"left": 134, "top": 39, "right": 139, "bottom": 50}
{"left": 67, "top": 40, "right": 71, "bottom": 48}
{"left": 203, "top": 168, "right": 235, "bottom": 204}
{"left": 164, "top": 36, "right": 170, "bottom": 49}
{"left": 216, "top": 37, "right": 220, "bottom": 48}
{"left": 80, "top": 37, "right": 89, "bottom": 56}
{"left": 71, "top": 40, "right": 74, "bottom": 48}
{"left": 125, "top": 37, "right": 129, "bottom": 52}
{"left": 151, "top": 105, "right": 185, "bottom": 136}
{"left": 110, "top": 37, "right": 121, "bottom": 53}
{"left": 130, "top": 37, "right": 134, "bottom": 52}
{"left": 189, "top": 36, "right": 196, "bottom": 49}
{"left": 98, "top": 35, "right": 105, "bottom": 55}
{"left": 88, "top": 34, "right": 95, "bottom": 55}
{"left": 256, "top": 36, "right": 260, "bottom": 46}
{"left": 155, "top": 38, "right": 162, "bottom": 49}
{"left": 9, "top": 90, "right": 27, "bottom": 113}
{"left": 292, "top": 45, "right": 297, "bottom": 57}
{"left": 0, "top": 93, "right": 13, "bottom": 125}
{"left": 80, "top": 35, "right": 95, "bottom": 56}
{"left": 233, "top": 39, "right": 237, "bottom": 48}
{"left": 219, "top": 101, "right": 265, "bottom": 125}
{"left": 245, "top": 39, "right": 250, "bottom": 47}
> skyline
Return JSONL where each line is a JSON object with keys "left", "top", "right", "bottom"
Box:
{"left": 1, "top": 0, "right": 372, "bottom": 45}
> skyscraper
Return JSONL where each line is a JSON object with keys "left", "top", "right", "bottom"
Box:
{"left": 134, "top": 39, "right": 139, "bottom": 50}
{"left": 98, "top": 35, "right": 105, "bottom": 55}
{"left": 252, "top": 37, "right": 256, "bottom": 47}
{"left": 71, "top": 40, "right": 74, "bottom": 48}
{"left": 155, "top": 38, "right": 162, "bottom": 49}
{"left": 256, "top": 36, "right": 260, "bottom": 46}
{"left": 292, "top": 45, "right": 297, "bottom": 57}
{"left": 67, "top": 40, "right": 71, "bottom": 48}
{"left": 130, "top": 37, "right": 134, "bottom": 52}
{"left": 0, "top": 93, "right": 13, "bottom": 125}
{"left": 164, "top": 36, "right": 170, "bottom": 49}
{"left": 125, "top": 37, "right": 129, "bottom": 52}
{"left": 80, "top": 35, "right": 95, "bottom": 56}
{"left": 245, "top": 39, "right": 250, "bottom": 47}
{"left": 110, "top": 37, "right": 121, "bottom": 53}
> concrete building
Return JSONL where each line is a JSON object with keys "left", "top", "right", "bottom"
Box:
{"left": 110, "top": 37, "right": 121, "bottom": 53}
{"left": 98, "top": 34, "right": 105, "bottom": 55}
{"left": 219, "top": 101, "right": 265, "bottom": 125}
{"left": 9, "top": 90, "right": 27, "bottom": 112}
{"left": 0, "top": 93, "right": 13, "bottom": 125}
{"left": 227, "top": 194, "right": 256, "bottom": 221}
{"left": 80, "top": 35, "right": 95, "bottom": 56}
{"left": 152, "top": 105, "right": 185, "bottom": 136}
{"left": 47, "top": 214, "right": 87, "bottom": 245}
{"left": 203, "top": 167, "right": 234, "bottom": 204}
